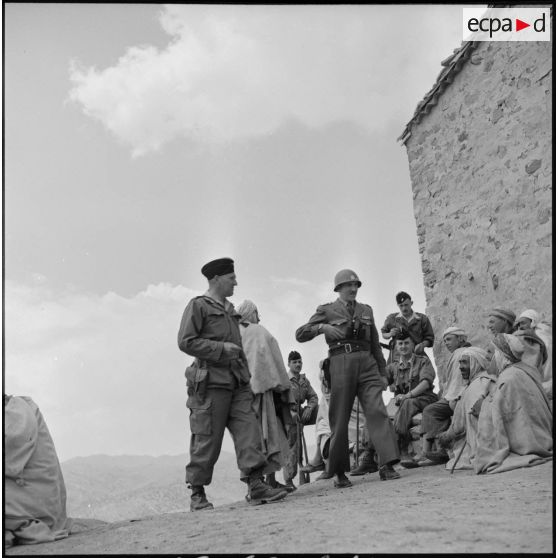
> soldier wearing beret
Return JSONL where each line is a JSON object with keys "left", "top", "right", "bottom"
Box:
{"left": 178, "top": 258, "right": 288, "bottom": 510}
{"left": 381, "top": 291, "right": 434, "bottom": 363}
{"left": 295, "top": 269, "right": 400, "bottom": 488}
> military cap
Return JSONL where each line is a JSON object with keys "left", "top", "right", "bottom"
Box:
{"left": 395, "top": 291, "right": 412, "bottom": 304}
{"left": 489, "top": 308, "right": 516, "bottom": 326}
{"left": 288, "top": 350, "right": 302, "bottom": 362}
{"left": 201, "top": 257, "right": 235, "bottom": 279}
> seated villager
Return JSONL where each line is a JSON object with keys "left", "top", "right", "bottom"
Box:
{"left": 515, "top": 309, "right": 553, "bottom": 399}
{"left": 473, "top": 333, "right": 552, "bottom": 474}
{"left": 487, "top": 308, "right": 516, "bottom": 336}
{"left": 236, "top": 300, "right": 295, "bottom": 496}
{"left": 405, "top": 326, "right": 470, "bottom": 467}
{"left": 283, "top": 351, "right": 319, "bottom": 490}
{"left": 5, "top": 395, "right": 73, "bottom": 548}
{"left": 381, "top": 291, "right": 434, "bottom": 363}
{"left": 437, "top": 347, "right": 496, "bottom": 471}
{"left": 386, "top": 332, "right": 438, "bottom": 465}
{"left": 301, "top": 365, "right": 363, "bottom": 481}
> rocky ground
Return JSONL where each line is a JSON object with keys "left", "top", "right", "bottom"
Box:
{"left": 6, "top": 460, "right": 553, "bottom": 555}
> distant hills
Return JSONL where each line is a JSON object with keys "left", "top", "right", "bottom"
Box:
{"left": 61, "top": 452, "right": 247, "bottom": 522}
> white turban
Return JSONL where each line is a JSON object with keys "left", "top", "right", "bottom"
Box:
{"left": 517, "top": 309, "right": 541, "bottom": 328}
{"left": 443, "top": 326, "right": 467, "bottom": 339}
{"left": 236, "top": 299, "right": 258, "bottom": 323}
{"left": 459, "top": 347, "right": 491, "bottom": 381}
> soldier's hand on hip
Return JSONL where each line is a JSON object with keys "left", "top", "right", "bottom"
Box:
{"left": 322, "top": 324, "right": 344, "bottom": 340}
{"left": 414, "top": 342, "right": 425, "bottom": 355}
{"left": 222, "top": 342, "right": 242, "bottom": 358}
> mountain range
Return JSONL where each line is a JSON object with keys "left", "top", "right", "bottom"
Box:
{"left": 61, "top": 452, "right": 247, "bottom": 522}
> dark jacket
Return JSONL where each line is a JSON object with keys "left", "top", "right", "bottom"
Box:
{"left": 177, "top": 295, "right": 250, "bottom": 390}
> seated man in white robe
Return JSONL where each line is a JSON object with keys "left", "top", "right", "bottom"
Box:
{"left": 473, "top": 333, "right": 552, "bottom": 474}
{"left": 5, "top": 395, "right": 73, "bottom": 548}
{"left": 437, "top": 347, "right": 496, "bottom": 470}
{"left": 515, "top": 309, "right": 553, "bottom": 399}
{"left": 301, "top": 364, "right": 362, "bottom": 480}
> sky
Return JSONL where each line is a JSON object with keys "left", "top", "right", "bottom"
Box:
{"left": 4, "top": 4, "right": 487, "bottom": 461}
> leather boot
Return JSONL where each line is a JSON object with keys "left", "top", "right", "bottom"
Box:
{"left": 248, "top": 477, "right": 288, "bottom": 505}
{"left": 349, "top": 449, "right": 379, "bottom": 476}
{"left": 379, "top": 463, "right": 401, "bottom": 481}
{"left": 265, "top": 473, "right": 296, "bottom": 493}
{"left": 333, "top": 472, "right": 353, "bottom": 488}
{"left": 190, "top": 486, "right": 214, "bottom": 512}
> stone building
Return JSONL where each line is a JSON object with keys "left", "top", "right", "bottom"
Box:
{"left": 399, "top": 37, "right": 552, "bottom": 368}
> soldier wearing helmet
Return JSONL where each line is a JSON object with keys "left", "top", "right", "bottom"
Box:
{"left": 295, "top": 269, "right": 400, "bottom": 488}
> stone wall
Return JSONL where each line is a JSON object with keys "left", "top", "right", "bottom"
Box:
{"left": 403, "top": 40, "right": 552, "bottom": 369}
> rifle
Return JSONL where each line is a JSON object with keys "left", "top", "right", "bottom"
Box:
{"left": 297, "top": 410, "right": 310, "bottom": 485}
{"left": 355, "top": 398, "right": 360, "bottom": 469}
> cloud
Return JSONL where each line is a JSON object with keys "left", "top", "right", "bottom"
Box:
{"left": 68, "top": 5, "right": 463, "bottom": 155}
{"left": 4, "top": 280, "right": 200, "bottom": 460}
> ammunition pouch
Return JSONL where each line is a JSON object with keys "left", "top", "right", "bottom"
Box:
{"left": 185, "top": 362, "right": 209, "bottom": 400}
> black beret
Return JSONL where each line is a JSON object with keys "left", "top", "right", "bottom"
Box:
{"left": 288, "top": 351, "right": 301, "bottom": 362}
{"left": 201, "top": 258, "right": 235, "bottom": 279}
{"left": 396, "top": 291, "right": 411, "bottom": 304}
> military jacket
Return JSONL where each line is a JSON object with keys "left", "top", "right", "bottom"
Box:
{"left": 288, "top": 373, "right": 319, "bottom": 412}
{"left": 381, "top": 311, "right": 434, "bottom": 348}
{"left": 177, "top": 294, "right": 250, "bottom": 389}
{"left": 295, "top": 298, "right": 387, "bottom": 376}
{"left": 386, "top": 354, "right": 436, "bottom": 396}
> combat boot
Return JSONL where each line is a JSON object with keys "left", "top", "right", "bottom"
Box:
{"left": 248, "top": 477, "right": 288, "bottom": 505}
{"left": 349, "top": 449, "right": 379, "bottom": 476}
{"left": 190, "top": 485, "right": 214, "bottom": 512}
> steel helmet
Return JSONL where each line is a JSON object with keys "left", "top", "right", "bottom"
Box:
{"left": 333, "top": 269, "right": 362, "bottom": 292}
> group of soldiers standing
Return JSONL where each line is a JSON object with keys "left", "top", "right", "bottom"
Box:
{"left": 177, "top": 256, "right": 552, "bottom": 511}
{"left": 177, "top": 257, "right": 425, "bottom": 510}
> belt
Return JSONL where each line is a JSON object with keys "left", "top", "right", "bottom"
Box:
{"left": 329, "top": 342, "right": 370, "bottom": 357}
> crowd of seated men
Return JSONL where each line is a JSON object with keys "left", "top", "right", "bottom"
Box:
{"left": 301, "top": 297, "right": 553, "bottom": 479}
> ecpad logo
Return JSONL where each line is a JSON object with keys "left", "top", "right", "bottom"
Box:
{"left": 462, "top": 7, "right": 550, "bottom": 42}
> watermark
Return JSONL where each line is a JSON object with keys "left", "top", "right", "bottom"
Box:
{"left": 462, "top": 7, "right": 550, "bottom": 41}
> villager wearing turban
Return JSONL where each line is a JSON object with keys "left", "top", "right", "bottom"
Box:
{"left": 403, "top": 325, "right": 471, "bottom": 468}
{"left": 381, "top": 292, "right": 435, "bottom": 363}
{"left": 514, "top": 309, "right": 553, "bottom": 399}
{"left": 177, "top": 259, "right": 289, "bottom": 510}
{"left": 438, "top": 347, "right": 497, "bottom": 471}
{"left": 487, "top": 308, "right": 516, "bottom": 336}
{"left": 236, "top": 300, "right": 295, "bottom": 495}
{"left": 473, "top": 333, "right": 553, "bottom": 474}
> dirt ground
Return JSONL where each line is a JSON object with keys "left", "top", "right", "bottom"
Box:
{"left": 6, "top": 460, "right": 554, "bottom": 555}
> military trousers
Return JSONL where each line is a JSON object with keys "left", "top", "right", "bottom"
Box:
{"left": 185, "top": 384, "right": 267, "bottom": 486}
{"left": 327, "top": 351, "right": 399, "bottom": 474}
{"left": 283, "top": 407, "right": 318, "bottom": 482}
{"left": 393, "top": 393, "right": 438, "bottom": 437}
{"left": 420, "top": 399, "right": 453, "bottom": 440}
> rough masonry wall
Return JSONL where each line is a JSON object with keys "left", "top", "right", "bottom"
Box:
{"left": 405, "top": 40, "right": 552, "bottom": 368}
